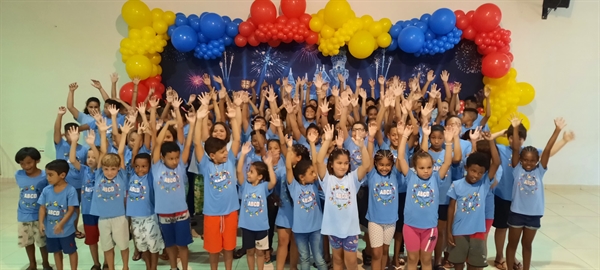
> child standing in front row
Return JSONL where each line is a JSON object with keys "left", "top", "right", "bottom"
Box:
{"left": 38, "top": 160, "right": 79, "bottom": 270}
{"left": 397, "top": 123, "right": 455, "bottom": 270}
{"left": 316, "top": 124, "right": 373, "bottom": 270}
{"left": 15, "top": 147, "right": 52, "bottom": 270}
{"left": 505, "top": 117, "right": 565, "bottom": 270}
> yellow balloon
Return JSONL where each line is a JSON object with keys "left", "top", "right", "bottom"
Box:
{"left": 153, "top": 20, "right": 168, "bottom": 35}
{"left": 348, "top": 30, "right": 376, "bottom": 59}
{"left": 376, "top": 33, "right": 392, "bottom": 48}
{"left": 122, "top": 54, "right": 130, "bottom": 63}
{"left": 151, "top": 8, "right": 164, "bottom": 22}
{"left": 317, "top": 9, "right": 325, "bottom": 20}
{"left": 324, "top": 0, "right": 353, "bottom": 29}
{"left": 310, "top": 17, "right": 324, "bottom": 32}
{"left": 129, "top": 29, "right": 142, "bottom": 39}
{"left": 121, "top": 0, "right": 152, "bottom": 28}
{"left": 120, "top": 38, "right": 133, "bottom": 49}
{"left": 125, "top": 55, "right": 152, "bottom": 80}
{"left": 157, "top": 65, "right": 162, "bottom": 75}
{"left": 150, "top": 65, "right": 158, "bottom": 77}
{"left": 141, "top": 26, "right": 156, "bottom": 39}
{"left": 163, "top": 11, "right": 176, "bottom": 25}
{"left": 507, "top": 67, "right": 518, "bottom": 80}
{"left": 380, "top": 18, "right": 393, "bottom": 32}
{"left": 148, "top": 53, "right": 161, "bottom": 65}
{"left": 321, "top": 25, "right": 335, "bottom": 39}
{"left": 361, "top": 15, "right": 374, "bottom": 28}
{"left": 156, "top": 46, "right": 164, "bottom": 53}
{"left": 517, "top": 82, "right": 535, "bottom": 106}
{"left": 162, "top": 33, "right": 170, "bottom": 41}
{"left": 368, "top": 22, "right": 383, "bottom": 37}
{"left": 496, "top": 136, "right": 509, "bottom": 146}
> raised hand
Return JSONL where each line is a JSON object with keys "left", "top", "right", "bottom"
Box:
{"left": 554, "top": 117, "right": 566, "bottom": 130}
{"left": 481, "top": 131, "right": 493, "bottom": 141}
{"left": 429, "top": 84, "right": 441, "bottom": 99}
{"left": 241, "top": 141, "right": 252, "bottom": 155}
{"left": 368, "top": 122, "right": 378, "bottom": 137}
{"left": 284, "top": 84, "right": 293, "bottom": 94}
{"left": 378, "top": 75, "right": 385, "bottom": 85}
{"left": 339, "top": 94, "right": 351, "bottom": 107}
{"left": 350, "top": 97, "right": 359, "bottom": 107}
{"left": 270, "top": 114, "right": 282, "bottom": 128}
{"left": 218, "top": 87, "right": 227, "bottom": 99}
{"left": 68, "top": 126, "right": 79, "bottom": 142}
{"left": 96, "top": 117, "right": 109, "bottom": 132}
{"left": 440, "top": 70, "right": 449, "bottom": 82}
{"left": 137, "top": 102, "right": 147, "bottom": 114}
{"left": 319, "top": 101, "right": 331, "bottom": 114}
{"left": 331, "top": 85, "right": 340, "bottom": 97}
{"left": 90, "top": 79, "right": 102, "bottom": 90}
{"left": 397, "top": 122, "right": 406, "bottom": 136}
{"left": 110, "top": 72, "right": 119, "bottom": 83}
{"left": 368, "top": 79, "right": 376, "bottom": 88}
{"left": 57, "top": 106, "right": 67, "bottom": 116}
{"left": 421, "top": 102, "right": 434, "bottom": 117}
{"left": 356, "top": 76, "right": 363, "bottom": 88}
{"left": 422, "top": 124, "right": 431, "bottom": 136}
{"left": 196, "top": 106, "right": 209, "bottom": 119}
{"left": 185, "top": 111, "right": 196, "bottom": 124}
{"left": 403, "top": 125, "right": 414, "bottom": 136}
{"left": 337, "top": 73, "right": 345, "bottom": 83}
{"left": 85, "top": 130, "right": 96, "bottom": 145}
{"left": 68, "top": 82, "right": 78, "bottom": 92}
{"left": 148, "top": 96, "right": 160, "bottom": 108}
{"left": 202, "top": 74, "right": 211, "bottom": 86}
{"left": 322, "top": 124, "right": 334, "bottom": 141}
{"left": 276, "top": 78, "right": 282, "bottom": 86}
{"left": 453, "top": 82, "right": 462, "bottom": 94}
{"left": 188, "top": 94, "right": 197, "bottom": 104}
{"left": 509, "top": 113, "right": 521, "bottom": 127}
{"left": 484, "top": 85, "right": 491, "bottom": 98}
{"left": 132, "top": 77, "right": 141, "bottom": 85}
{"left": 444, "top": 126, "right": 455, "bottom": 143}
{"left": 427, "top": 70, "right": 435, "bottom": 82}
{"left": 120, "top": 120, "right": 134, "bottom": 135}
{"left": 563, "top": 130, "right": 575, "bottom": 142}
{"left": 213, "top": 75, "right": 223, "bottom": 85}
{"left": 469, "top": 126, "right": 483, "bottom": 141}
{"left": 263, "top": 153, "right": 273, "bottom": 165}
{"left": 250, "top": 79, "right": 257, "bottom": 88}
{"left": 198, "top": 93, "right": 211, "bottom": 106}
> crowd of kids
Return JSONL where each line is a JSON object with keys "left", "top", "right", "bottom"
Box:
{"left": 15, "top": 70, "right": 575, "bottom": 270}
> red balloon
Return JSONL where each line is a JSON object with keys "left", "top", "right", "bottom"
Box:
{"left": 462, "top": 27, "right": 476, "bottom": 40}
{"left": 454, "top": 10, "right": 465, "bottom": 19}
{"left": 299, "top": 13, "right": 312, "bottom": 26}
{"left": 235, "top": 35, "right": 248, "bottom": 47}
{"left": 250, "top": 0, "right": 277, "bottom": 25}
{"left": 257, "top": 35, "right": 268, "bottom": 43}
{"left": 294, "top": 35, "right": 304, "bottom": 43}
{"left": 498, "top": 45, "right": 510, "bottom": 53}
{"left": 239, "top": 22, "right": 256, "bottom": 37}
{"left": 120, "top": 82, "right": 149, "bottom": 105}
{"left": 276, "top": 15, "right": 288, "bottom": 25}
{"left": 246, "top": 17, "right": 255, "bottom": 27}
{"left": 277, "top": 32, "right": 285, "bottom": 39}
{"left": 258, "top": 24, "right": 267, "bottom": 31}
{"left": 154, "top": 75, "right": 162, "bottom": 82}
{"left": 475, "top": 37, "right": 483, "bottom": 45}
{"left": 288, "top": 18, "right": 300, "bottom": 27}
{"left": 507, "top": 52, "right": 514, "bottom": 62}
{"left": 306, "top": 32, "right": 319, "bottom": 44}
{"left": 247, "top": 35, "right": 260, "bottom": 46}
{"left": 466, "top": 10, "right": 474, "bottom": 19}
{"left": 477, "top": 47, "right": 485, "bottom": 55}
{"left": 143, "top": 77, "right": 165, "bottom": 95}
{"left": 281, "top": 0, "right": 306, "bottom": 19}
{"left": 482, "top": 46, "right": 497, "bottom": 55}
{"left": 268, "top": 39, "right": 281, "bottom": 47}
{"left": 456, "top": 18, "right": 470, "bottom": 30}
{"left": 472, "top": 3, "right": 502, "bottom": 32}
{"left": 483, "top": 38, "right": 491, "bottom": 45}
{"left": 482, "top": 52, "right": 511, "bottom": 78}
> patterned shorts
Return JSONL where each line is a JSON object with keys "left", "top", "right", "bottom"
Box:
{"left": 131, "top": 215, "right": 165, "bottom": 253}
{"left": 18, "top": 221, "right": 46, "bottom": 248}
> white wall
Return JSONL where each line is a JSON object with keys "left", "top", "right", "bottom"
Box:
{"left": 1, "top": 0, "right": 598, "bottom": 185}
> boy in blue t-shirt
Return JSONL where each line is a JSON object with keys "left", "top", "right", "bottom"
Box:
{"left": 38, "top": 159, "right": 79, "bottom": 270}
{"left": 447, "top": 135, "right": 500, "bottom": 270}
{"left": 15, "top": 147, "right": 52, "bottom": 270}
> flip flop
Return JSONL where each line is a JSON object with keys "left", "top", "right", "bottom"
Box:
{"left": 494, "top": 260, "right": 507, "bottom": 270}
{"left": 75, "top": 231, "right": 85, "bottom": 239}
{"left": 132, "top": 251, "right": 142, "bottom": 261}
{"left": 513, "top": 262, "right": 523, "bottom": 270}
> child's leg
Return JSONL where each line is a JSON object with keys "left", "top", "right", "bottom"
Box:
{"left": 381, "top": 245, "right": 390, "bottom": 270}
{"left": 454, "top": 262, "right": 466, "bottom": 270}
{"left": 419, "top": 226, "right": 438, "bottom": 270}
{"left": 402, "top": 224, "right": 421, "bottom": 270}
{"left": 276, "top": 227, "right": 291, "bottom": 270}
{"left": 40, "top": 246, "right": 51, "bottom": 268}
{"left": 69, "top": 251, "right": 78, "bottom": 270}
{"left": 392, "top": 232, "right": 403, "bottom": 267}
{"left": 493, "top": 196, "right": 510, "bottom": 264}
{"left": 520, "top": 228, "right": 537, "bottom": 270}
{"left": 104, "top": 249, "right": 115, "bottom": 270}
{"left": 89, "top": 244, "right": 101, "bottom": 266}
{"left": 177, "top": 245, "right": 189, "bottom": 270}
{"left": 18, "top": 222, "right": 39, "bottom": 269}
{"left": 223, "top": 250, "right": 234, "bottom": 270}
{"left": 142, "top": 251, "right": 151, "bottom": 270}
{"left": 322, "top": 235, "right": 331, "bottom": 263}
{"left": 120, "top": 248, "right": 130, "bottom": 270}
{"left": 289, "top": 233, "right": 299, "bottom": 269}
{"left": 74, "top": 207, "right": 82, "bottom": 237}
{"left": 505, "top": 227, "right": 523, "bottom": 270}
{"left": 368, "top": 222, "right": 384, "bottom": 270}
{"left": 331, "top": 247, "right": 344, "bottom": 270}
{"left": 295, "top": 233, "right": 311, "bottom": 270}
{"left": 308, "top": 231, "right": 327, "bottom": 270}
{"left": 434, "top": 217, "right": 447, "bottom": 266}
{"left": 342, "top": 249, "right": 358, "bottom": 270}
{"left": 209, "top": 253, "right": 221, "bottom": 270}
{"left": 419, "top": 250, "right": 434, "bottom": 270}
{"left": 25, "top": 244, "right": 37, "bottom": 268}
{"left": 54, "top": 252, "right": 64, "bottom": 270}
{"left": 247, "top": 248, "right": 257, "bottom": 270}
{"left": 256, "top": 249, "right": 266, "bottom": 270}
{"left": 150, "top": 252, "right": 159, "bottom": 270}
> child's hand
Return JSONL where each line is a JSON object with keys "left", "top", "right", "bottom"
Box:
{"left": 427, "top": 70, "right": 435, "bottom": 82}
{"left": 138, "top": 122, "right": 151, "bottom": 135}
{"left": 320, "top": 101, "right": 331, "bottom": 114}
{"left": 440, "top": 70, "right": 449, "bottom": 82}
{"left": 148, "top": 96, "right": 160, "bottom": 108}
{"left": 97, "top": 118, "right": 109, "bottom": 132}
{"left": 120, "top": 120, "right": 134, "bottom": 135}
{"left": 188, "top": 94, "right": 197, "bottom": 104}
{"left": 447, "top": 234, "right": 456, "bottom": 247}
{"left": 58, "top": 106, "right": 67, "bottom": 116}
{"left": 563, "top": 130, "right": 575, "bottom": 142}
{"left": 356, "top": 76, "right": 362, "bottom": 88}
{"left": 368, "top": 122, "right": 378, "bottom": 137}
{"left": 156, "top": 119, "right": 164, "bottom": 130}
{"left": 484, "top": 85, "right": 491, "bottom": 98}
{"left": 203, "top": 74, "right": 211, "bottom": 86}
{"left": 350, "top": 97, "right": 359, "bottom": 107}
{"left": 323, "top": 124, "right": 334, "bottom": 141}
{"left": 358, "top": 88, "right": 367, "bottom": 99}
{"left": 132, "top": 77, "right": 141, "bottom": 85}
{"left": 276, "top": 78, "right": 282, "bottom": 86}
{"left": 554, "top": 117, "right": 566, "bottom": 130}
{"left": 284, "top": 84, "right": 293, "bottom": 94}
{"left": 422, "top": 124, "right": 431, "bottom": 136}
{"left": 250, "top": 79, "right": 257, "bottom": 88}
{"left": 218, "top": 88, "right": 227, "bottom": 99}
{"left": 108, "top": 104, "right": 119, "bottom": 117}
{"left": 482, "top": 131, "right": 492, "bottom": 141}
{"left": 429, "top": 84, "right": 441, "bottom": 99}
{"left": 198, "top": 92, "right": 211, "bottom": 105}
{"left": 453, "top": 82, "right": 462, "bottom": 94}
{"left": 225, "top": 106, "right": 236, "bottom": 119}
{"left": 241, "top": 92, "right": 251, "bottom": 104}
{"left": 444, "top": 126, "right": 455, "bottom": 143}
{"left": 403, "top": 125, "right": 413, "bottom": 136}
{"left": 110, "top": 72, "right": 119, "bottom": 83}
{"left": 368, "top": 79, "right": 376, "bottom": 88}
{"left": 85, "top": 130, "right": 96, "bottom": 145}
{"left": 384, "top": 96, "right": 394, "bottom": 107}
{"left": 137, "top": 102, "right": 147, "bottom": 114}
{"left": 53, "top": 223, "right": 64, "bottom": 235}
{"left": 39, "top": 223, "right": 45, "bottom": 236}
{"left": 241, "top": 141, "right": 252, "bottom": 155}
{"left": 331, "top": 85, "right": 340, "bottom": 97}
{"left": 185, "top": 112, "right": 195, "bottom": 124}
{"left": 337, "top": 73, "right": 345, "bottom": 83}
{"left": 196, "top": 106, "right": 209, "bottom": 120}
{"left": 270, "top": 114, "right": 282, "bottom": 128}
{"left": 68, "top": 126, "right": 79, "bottom": 142}
{"left": 378, "top": 75, "right": 385, "bottom": 85}
{"left": 469, "top": 126, "right": 482, "bottom": 141}
{"left": 68, "top": 82, "right": 78, "bottom": 92}
{"left": 509, "top": 113, "right": 521, "bottom": 127}
{"left": 171, "top": 97, "right": 183, "bottom": 108}
{"left": 339, "top": 94, "right": 351, "bottom": 107}
{"left": 286, "top": 135, "right": 294, "bottom": 147}
{"left": 313, "top": 74, "right": 323, "bottom": 89}
{"left": 89, "top": 109, "right": 102, "bottom": 121}
{"left": 213, "top": 75, "right": 223, "bottom": 85}
{"left": 90, "top": 79, "right": 102, "bottom": 90}
{"left": 263, "top": 152, "right": 273, "bottom": 165}
{"left": 421, "top": 102, "right": 434, "bottom": 118}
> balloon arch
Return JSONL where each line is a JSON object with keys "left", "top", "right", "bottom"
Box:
{"left": 118, "top": 0, "right": 536, "bottom": 145}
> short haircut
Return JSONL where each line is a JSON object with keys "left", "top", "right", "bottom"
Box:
{"left": 463, "top": 108, "right": 478, "bottom": 115}
{"left": 366, "top": 97, "right": 376, "bottom": 104}
{"left": 306, "top": 123, "right": 321, "bottom": 135}
{"left": 45, "top": 159, "right": 69, "bottom": 176}
{"left": 430, "top": 125, "right": 445, "bottom": 134}
{"left": 134, "top": 153, "right": 152, "bottom": 163}
{"left": 105, "top": 98, "right": 122, "bottom": 109}
{"left": 506, "top": 124, "right": 528, "bottom": 140}
{"left": 64, "top": 122, "right": 79, "bottom": 132}
{"left": 464, "top": 96, "right": 477, "bottom": 103}
{"left": 205, "top": 137, "right": 228, "bottom": 155}
{"left": 102, "top": 153, "right": 121, "bottom": 167}
{"left": 466, "top": 152, "right": 491, "bottom": 171}
{"left": 15, "top": 147, "right": 41, "bottom": 163}
{"left": 160, "top": 142, "right": 181, "bottom": 157}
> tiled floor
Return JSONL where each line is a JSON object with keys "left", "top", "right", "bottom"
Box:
{"left": 0, "top": 182, "right": 598, "bottom": 269}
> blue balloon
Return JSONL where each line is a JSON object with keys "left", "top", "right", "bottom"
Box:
{"left": 233, "top": 18, "right": 243, "bottom": 25}
{"left": 219, "top": 45, "right": 225, "bottom": 51}
{"left": 387, "top": 39, "right": 398, "bottom": 50}
{"left": 410, "top": 18, "right": 419, "bottom": 23}
{"left": 441, "top": 36, "right": 448, "bottom": 42}
{"left": 420, "top": 14, "right": 431, "bottom": 23}
{"left": 172, "top": 26, "right": 198, "bottom": 52}
{"left": 176, "top": 12, "right": 185, "bottom": 17}
{"left": 188, "top": 14, "right": 199, "bottom": 21}
{"left": 200, "top": 46, "right": 208, "bottom": 54}
{"left": 414, "top": 22, "right": 428, "bottom": 33}
{"left": 390, "top": 25, "right": 402, "bottom": 38}
{"left": 175, "top": 16, "right": 189, "bottom": 26}
{"left": 200, "top": 13, "right": 226, "bottom": 40}
{"left": 454, "top": 37, "right": 461, "bottom": 44}
{"left": 426, "top": 41, "right": 433, "bottom": 49}
{"left": 189, "top": 18, "right": 201, "bottom": 32}
{"left": 415, "top": 53, "right": 421, "bottom": 57}
{"left": 210, "top": 55, "right": 217, "bottom": 60}
{"left": 212, "top": 48, "right": 220, "bottom": 55}
{"left": 198, "top": 32, "right": 208, "bottom": 43}
{"left": 447, "top": 32, "right": 454, "bottom": 38}
{"left": 207, "top": 44, "right": 214, "bottom": 50}
{"left": 424, "top": 48, "right": 430, "bottom": 53}
{"left": 226, "top": 22, "right": 239, "bottom": 37}
{"left": 167, "top": 25, "right": 177, "bottom": 36}
{"left": 455, "top": 29, "right": 462, "bottom": 37}
{"left": 398, "top": 26, "right": 425, "bottom": 53}
{"left": 401, "top": 21, "right": 410, "bottom": 28}
{"left": 424, "top": 30, "right": 435, "bottom": 41}
{"left": 433, "top": 46, "right": 440, "bottom": 53}
{"left": 194, "top": 46, "right": 201, "bottom": 53}
{"left": 429, "top": 8, "right": 456, "bottom": 35}
{"left": 222, "top": 16, "right": 232, "bottom": 24}
{"left": 223, "top": 36, "right": 233, "bottom": 46}
{"left": 200, "top": 12, "right": 208, "bottom": 18}
{"left": 203, "top": 55, "right": 210, "bottom": 60}
{"left": 444, "top": 43, "right": 453, "bottom": 50}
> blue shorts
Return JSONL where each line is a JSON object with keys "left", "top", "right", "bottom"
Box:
{"left": 328, "top": 235, "right": 359, "bottom": 252}
{"left": 507, "top": 211, "right": 542, "bottom": 230}
{"left": 47, "top": 233, "right": 77, "bottom": 254}
{"left": 75, "top": 189, "right": 81, "bottom": 207}
{"left": 82, "top": 214, "right": 99, "bottom": 226}
{"left": 158, "top": 211, "right": 193, "bottom": 248}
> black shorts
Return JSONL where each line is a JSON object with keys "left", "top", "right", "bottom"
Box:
{"left": 357, "top": 186, "right": 369, "bottom": 228}
{"left": 493, "top": 196, "right": 512, "bottom": 229}
{"left": 438, "top": 204, "right": 449, "bottom": 221}
{"left": 75, "top": 189, "right": 81, "bottom": 208}
{"left": 241, "top": 228, "right": 269, "bottom": 250}
{"left": 396, "top": 192, "right": 407, "bottom": 232}
{"left": 507, "top": 212, "right": 542, "bottom": 230}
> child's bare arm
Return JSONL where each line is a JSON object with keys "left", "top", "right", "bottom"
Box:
{"left": 91, "top": 79, "right": 110, "bottom": 101}
{"left": 110, "top": 73, "right": 119, "bottom": 98}
{"left": 193, "top": 107, "right": 209, "bottom": 163}
{"left": 549, "top": 130, "right": 574, "bottom": 157}
{"left": 118, "top": 120, "right": 134, "bottom": 169}
{"left": 153, "top": 120, "right": 176, "bottom": 164}
{"left": 438, "top": 126, "right": 455, "bottom": 178}
{"left": 541, "top": 118, "right": 565, "bottom": 169}
{"left": 68, "top": 127, "right": 82, "bottom": 171}
{"left": 510, "top": 115, "right": 521, "bottom": 168}
{"left": 66, "top": 83, "right": 81, "bottom": 119}
{"left": 97, "top": 118, "right": 110, "bottom": 168}
{"left": 54, "top": 107, "right": 67, "bottom": 145}
{"left": 237, "top": 142, "right": 251, "bottom": 186}
{"left": 396, "top": 123, "right": 411, "bottom": 176}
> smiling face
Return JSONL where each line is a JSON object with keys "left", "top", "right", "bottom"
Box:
{"left": 134, "top": 158, "right": 150, "bottom": 177}
{"left": 520, "top": 151, "right": 539, "bottom": 171}
{"left": 211, "top": 123, "right": 228, "bottom": 141}
{"left": 304, "top": 106, "right": 316, "bottom": 120}
{"left": 465, "top": 164, "right": 486, "bottom": 184}
{"left": 375, "top": 156, "right": 394, "bottom": 176}
{"left": 299, "top": 165, "right": 317, "bottom": 184}
{"left": 86, "top": 101, "right": 100, "bottom": 114}
{"left": 387, "top": 127, "right": 399, "bottom": 148}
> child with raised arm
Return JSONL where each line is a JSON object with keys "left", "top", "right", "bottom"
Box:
{"left": 15, "top": 147, "right": 52, "bottom": 270}
{"left": 505, "top": 117, "right": 565, "bottom": 270}
{"left": 396, "top": 123, "right": 455, "bottom": 270}
{"left": 90, "top": 118, "right": 132, "bottom": 270}
{"left": 38, "top": 160, "right": 79, "bottom": 270}
{"left": 446, "top": 132, "right": 501, "bottom": 270}
{"left": 316, "top": 124, "right": 372, "bottom": 270}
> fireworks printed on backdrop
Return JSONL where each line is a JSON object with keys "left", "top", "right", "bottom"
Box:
{"left": 411, "top": 63, "right": 431, "bottom": 85}
{"left": 455, "top": 41, "right": 482, "bottom": 74}
{"left": 295, "top": 44, "right": 320, "bottom": 64}
{"left": 250, "top": 46, "right": 288, "bottom": 79}
{"left": 371, "top": 49, "right": 395, "bottom": 80}
{"left": 219, "top": 50, "right": 236, "bottom": 83}
{"left": 185, "top": 71, "right": 205, "bottom": 93}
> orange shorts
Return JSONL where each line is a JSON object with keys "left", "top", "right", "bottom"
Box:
{"left": 203, "top": 211, "right": 238, "bottom": 253}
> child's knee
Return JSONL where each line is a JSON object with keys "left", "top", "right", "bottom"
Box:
{"left": 247, "top": 248, "right": 256, "bottom": 256}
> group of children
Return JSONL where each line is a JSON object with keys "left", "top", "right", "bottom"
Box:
{"left": 15, "top": 70, "right": 575, "bottom": 270}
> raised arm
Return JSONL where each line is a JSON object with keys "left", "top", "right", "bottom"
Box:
{"left": 510, "top": 115, "right": 522, "bottom": 168}
{"left": 96, "top": 118, "right": 110, "bottom": 168}
{"left": 451, "top": 128, "right": 462, "bottom": 164}
{"left": 285, "top": 137, "right": 296, "bottom": 185}
{"left": 480, "top": 86, "right": 491, "bottom": 127}
{"left": 229, "top": 95, "right": 243, "bottom": 156}
{"left": 437, "top": 126, "right": 455, "bottom": 178}
{"left": 316, "top": 125, "right": 334, "bottom": 180}
{"left": 91, "top": 79, "right": 110, "bottom": 101}
{"left": 484, "top": 132, "right": 501, "bottom": 186}
{"left": 420, "top": 124, "right": 431, "bottom": 152}
{"left": 118, "top": 120, "right": 134, "bottom": 169}
{"left": 237, "top": 142, "right": 251, "bottom": 185}
{"left": 152, "top": 120, "right": 176, "bottom": 164}
{"left": 68, "top": 127, "right": 82, "bottom": 171}
{"left": 420, "top": 70, "right": 435, "bottom": 96}
{"left": 440, "top": 70, "right": 451, "bottom": 102}
{"left": 193, "top": 106, "right": 209, "bottom": 163}
{"left": 66, "top": 83, "right": 81, "bottom": 120}
{"left": 541, "top": 118, "right": 565, "bottom": 169}
{"left": 264, "top": 154, "right": 278, "bottom": 190}
{"left": 171, "top": 97, "right": 185, "bottom": 144}
{"left": 54, "top": 107, "right": 67, "bottom": 145}
{"left": 396, "top": 123, "right": 411, "bottom": 176}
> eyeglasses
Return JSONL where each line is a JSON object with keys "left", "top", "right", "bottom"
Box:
{"left": 352, "top": 128, "right": 365, "bottom": 132}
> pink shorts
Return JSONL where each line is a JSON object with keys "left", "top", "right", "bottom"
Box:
{"left": 402, "top": 224, "right": 438, "bottom": 252}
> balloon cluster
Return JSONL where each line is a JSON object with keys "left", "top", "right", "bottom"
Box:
{"left": 388, "top": 8, "right": 461, "bottom": 56}
{"left": 482, "top": 68, "right": 536, "bottom": 145}
{"left": 119, "top": 75, "right": 166, "bottom": 105}
{"left": 309, "top": 0, "right": 392, "bottom": 59}
{"left": 235, "top": 0, "right": 317, "bottom": 48}
{"left": 120, "top": 1, "right": 174, "bottom": 80}
{"left": 455, "top": 3, "right": 513, "bottom": 78}
{"left": 167, "top": 12, "right": 242, "bottom": 60}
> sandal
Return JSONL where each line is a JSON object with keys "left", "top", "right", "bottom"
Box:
{"left": 75, "top": 231, "right": 86, "bottom": 239}
{"left": 434, "top": 265, "right": 446, "bottom": 270}
{"left": 91, "top": 265, "right": 102, "bottom": 270}
{"left": 159, "top": 252, "right": 169, "bottom": 261}
{"left": 443, "top": 259, "right": 454, "bottom": 268}
{"left": 132, "top": 251, "right": 142, "bottom": 261}
{"left": 495, "top": 260, "right": 507, "bottom": 270}
{"left": 513, "top": 262, "right": 523, "bottom": 270}
{"left": 233, "top": 248, "right": 246, "bottom": 259}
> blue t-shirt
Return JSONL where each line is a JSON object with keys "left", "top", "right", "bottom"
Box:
{"left": 16, "top": 170, "right": 48, "bottom": 222}
{"left": 447, "top": 176, "right": 492, "bottom": 235}
{"left": 79, "top": 165, "right": 95, "bottom": 215}
{"left": 429, "top": 149, "right": 453, "bottom": 205}
{"left": 197, "top": 150, "right": 240, "bottom": 215}
{"left": 126, "top": 173, "right": 155, "bottom": 217}
{"left": 87, "top": 114, "right": 125, "bottom": 146}
{"left": 273, "top": 157, "right": 293, "bottom": 228}
{"left": 486, "top": 166, "right": 503, "bottom": 219}
{"left": 321, "top": 170, "right": 361, "bottom": 238}
{"left": 90, "top": 169, "right": 127, "bottom": 218}
{"left": 239, "top": 181, "right": 270, "bottom": 231}
{"left": 288, "top": 180, "right": 322, "bottom": 233}
{"left": 37, "top": 185, "right": 79, "bottom": 238}
{"left": 402, "top": 170, "right": 444, "bottom": 229}
{"left": 54, "top": 139, "right": 88, "bottom": 189}
{"left": 343, "top": 138, "right": 364, "bottom": 170}
{"left": 511, "top": 163, "right": 546, "bottom": 216}
{"left": 365, "top": 168, "right": 402, "bottom": 224}
{"left": 495, "top": 145, "right": 542, "bottom": 201}
{"left": 151, "top": 160, "right": 188, "bottom": 214}
{"left": 297, "top": 136, "right": 322, "bottom": 155}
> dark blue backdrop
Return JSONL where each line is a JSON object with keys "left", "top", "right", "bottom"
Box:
{"left": 160, "top": 40, "right": 484, "bottom": 101}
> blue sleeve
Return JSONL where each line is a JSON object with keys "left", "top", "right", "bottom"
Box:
{"left": 447, "top": 182, "right": 457, "bottom": 199}
{"left": 36, "top": 179, "right": 49, "bottom": 194}
{"left": 37, "top": 188, "right": 47, "bottom": 205}
{"left": 88, "top": 121, "right": 97, "bottom": 130}
{"left": 67, "top": 187, "right": 79, "bottom": 206}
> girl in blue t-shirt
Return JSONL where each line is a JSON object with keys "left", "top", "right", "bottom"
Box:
{"left": 237, "top": 142, "right": 277, "bottom": 270}
{"left": 316, "top": 124, "right": 373, "bottom": 270}
{"left": 505, "top": 117, "right": 564, "bottom": 270}
{"left": 397, "top": 123, "right": 455, "bottom": 270}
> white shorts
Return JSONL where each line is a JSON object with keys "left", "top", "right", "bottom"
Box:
{"left": 98, "top": 216, "right": 129, "bottom": 252}
{"left": 18, "top": 221, "right": 46, "bottom": 248}
{"left": 368, "top": 222, "right": 396, "bottom": 248}
{"left": 131, "top": 215, "right": 165, "bottom": 253}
